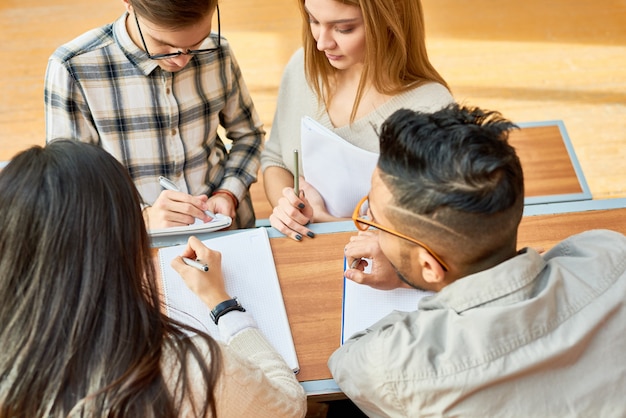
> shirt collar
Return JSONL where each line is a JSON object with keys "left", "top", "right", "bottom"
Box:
{"left": 113, "top": 12, "right": 160, "bottom": 76}
{"left": 419, "top": 248, "right": 547, "bottom": 313}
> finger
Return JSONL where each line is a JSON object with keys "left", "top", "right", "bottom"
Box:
{"left": 162, "top": 190, "right": 211, "bottom": 221}
{"left": 270, "top": 206, "right": 314, "bottom": 240}
{"left": 269, "top": 213, "right": 308, "bottom": 242}
{"left": 344, "top": 268, "right": 369, "bottom": 285}
{"left": 282, "top": 186, "right": 307, "bottom": 210}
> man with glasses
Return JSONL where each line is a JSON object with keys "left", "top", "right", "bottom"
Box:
{"left": 45, "top": 0, "right": 263, "bottom": 230}
{"left": 330, "top": 104, "right": 626, "bottom": 416}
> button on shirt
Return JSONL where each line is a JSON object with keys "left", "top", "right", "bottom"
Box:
{"left": 329, "top": 230, "right": 626, "bottom": 417}
{"left": 44, "top": 13, "right": 264, "bottom": 227}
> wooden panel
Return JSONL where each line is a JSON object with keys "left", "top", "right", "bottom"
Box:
{"left": 509, "top": 125, "right": 583, "bottom": 197}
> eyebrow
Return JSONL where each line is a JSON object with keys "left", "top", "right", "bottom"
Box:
{"left": 151, "top": 30, "right": 213, "bottom": 49}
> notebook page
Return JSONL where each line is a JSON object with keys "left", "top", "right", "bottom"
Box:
{"left": 159, "top": 228, "right": 299, "bottom": 372}
{"left": 341, "top": 258, "right": 433, "bottom": 344}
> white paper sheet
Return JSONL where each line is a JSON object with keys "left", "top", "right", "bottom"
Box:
{"left": 300, "top": 116, "right": 378, "bottom": 218}
{"left": 341, "top": 257, "right": 433, "bottom": 344}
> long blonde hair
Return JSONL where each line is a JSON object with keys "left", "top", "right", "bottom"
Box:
{"left": 299, "top": 0, "right": 449, "bottom": 122}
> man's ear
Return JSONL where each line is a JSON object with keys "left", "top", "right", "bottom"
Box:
{"left": 418, "top": 248, "right": 446, "bottom": 284}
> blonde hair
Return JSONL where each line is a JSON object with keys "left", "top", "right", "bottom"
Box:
{"left": 299, "top": 0, "right": 450, "bottom": 123}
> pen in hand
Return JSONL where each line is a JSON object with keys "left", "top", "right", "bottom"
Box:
{"left": 293, "top": 149, "right": 299, "bottom": 197}
{"left": 159, "top": 176, "right": 216, "bottom": 218}
{"left": 350, "top": 258, "right": 362, "bottom": 269}
{"left": 183, "top": 257, "right": 209, "bottom": 272}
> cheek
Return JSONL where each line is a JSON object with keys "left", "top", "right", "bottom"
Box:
{"left": 379, "top": 235, "right": 401, "bottom": 268}
{"left": 310, "top": 24, "right": 320, "bottom": 41}
{"left": 345, "top": 32, "right": 366, "bottom": 58}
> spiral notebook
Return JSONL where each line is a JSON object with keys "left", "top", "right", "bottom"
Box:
{"left": 158, "top": 227, "right": 299, "bottom": 372}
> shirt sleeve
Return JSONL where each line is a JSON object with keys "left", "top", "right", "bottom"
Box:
{"left": 217, "top": 46, "right": 265, "bottom": 203}
{"left": 328, "top": 312, "right": 408, "bottom": 418}
{"left": 44, "top": 56, "right": 99, "bottom": 144}
{"left": 215, "top": 328, "right": 307, "bottom": 418}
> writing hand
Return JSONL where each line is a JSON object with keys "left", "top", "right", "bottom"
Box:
{"left": 344, "top": 230, "right": 412, "bottom": 290}
{"left": 145, "top": 191, "right": 212, "bottom": 229}
{"left": 170, "top": 236, "right": 230, "bottom": 309}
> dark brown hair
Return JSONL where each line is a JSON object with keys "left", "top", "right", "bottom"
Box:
{"left": 0, "top": 140, "right": 221, "bottom": 417}
{"left": 132, "top": 0, "right": 219, "bottom": 28}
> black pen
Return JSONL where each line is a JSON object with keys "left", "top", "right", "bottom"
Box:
{"left": 159, "top": 176, "right": 216, "bottom": 218}
{"left": 293, "top": 149, "right": 299, "bottom": 196}
{"left": 183, "top": 257, "right": 209, "bottom": 272}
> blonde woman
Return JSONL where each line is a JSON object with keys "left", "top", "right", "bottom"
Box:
{"left": 261, "top": 0, "right": 454, "bottom": 241}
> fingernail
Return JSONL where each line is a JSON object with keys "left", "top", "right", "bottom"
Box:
{"left": 295, "top": 234, "right": 302, "bottom": 241}
{"left": 298, "top": 203, "right": 305, "bottom": 209}
{"left": 307, "top": 231, "right": 315, "bottom": 238}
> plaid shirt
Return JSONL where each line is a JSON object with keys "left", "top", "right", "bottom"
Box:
{"left": 44, "top": 13, "right": 264, "bottom": 228}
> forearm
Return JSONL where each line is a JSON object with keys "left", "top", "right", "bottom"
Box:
{"left": 219, "top": 327, "right": 306, "bottom": 417}
{"left": 263, "top": 166, "right": 294, "bottom": 207}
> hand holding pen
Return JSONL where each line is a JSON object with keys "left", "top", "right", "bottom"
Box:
{"left": 267, "top": 150, "right": 317, "bottom": 241}
{"left": 143, "top": 176, "right": 213, "bottom": 230}
{"left": 159, "top": 176, "right": 216, "bottom": 218}
{"left": 343, "top": 230, "right": 413, "bottom": 290}
{"left": 171, "top": 236, "right": 231, "bottom": 309}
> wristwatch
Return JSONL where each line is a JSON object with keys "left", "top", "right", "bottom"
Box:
{"left": 210, "top": 297, "right": 246, "bottom": 325}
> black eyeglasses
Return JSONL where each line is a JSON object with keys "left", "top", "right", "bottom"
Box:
{"left": 133, "top": 6, "right": 221, "bottom": 60}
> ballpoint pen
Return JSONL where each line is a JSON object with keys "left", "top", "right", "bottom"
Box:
{"left": 159, "top": 176, "right": 216, "bottom": 218}
{"left": 293, "top": 149, "right": 299, "bottom": 196}
{"left": 183, "top": 257, "right": 209, "bottom": 272}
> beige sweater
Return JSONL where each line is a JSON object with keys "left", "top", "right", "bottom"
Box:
{"left": 261, "top": 47, "right": 455, "bottom": 175}
{"left": 163, "top": 321, "right": 306, "bottom": 417}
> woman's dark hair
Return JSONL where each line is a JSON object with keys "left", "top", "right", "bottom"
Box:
{"left": 0, "top": 140, "right": 220, "bottom": 417}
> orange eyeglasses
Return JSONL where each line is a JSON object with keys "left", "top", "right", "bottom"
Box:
{"left": 352, "top": 196, "right": 450, "bottom": 271}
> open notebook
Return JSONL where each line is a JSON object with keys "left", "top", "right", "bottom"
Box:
{"left": 158, "top": 227, "right": 299, "bottom": 372}
{"left": 341, "top": 258, "right": 433, "bottom": 344}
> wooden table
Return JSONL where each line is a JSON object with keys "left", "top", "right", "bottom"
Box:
{"left": 510, "top": 121, "right": 590, "bottom": 204}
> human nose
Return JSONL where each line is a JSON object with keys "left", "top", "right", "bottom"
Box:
{"left": 316, "top": 27, "right": 336, "bottom": 51}
{"left": 170, "top": 53, "right": 193, "bottom": 67}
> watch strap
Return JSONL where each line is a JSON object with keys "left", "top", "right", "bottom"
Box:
{"left": 210, "top": 297, "right": 246, "bottom": 325}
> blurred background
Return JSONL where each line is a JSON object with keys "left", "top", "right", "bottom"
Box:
{"left": 1, "top": 0, "right": 624, "bottom": 201}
